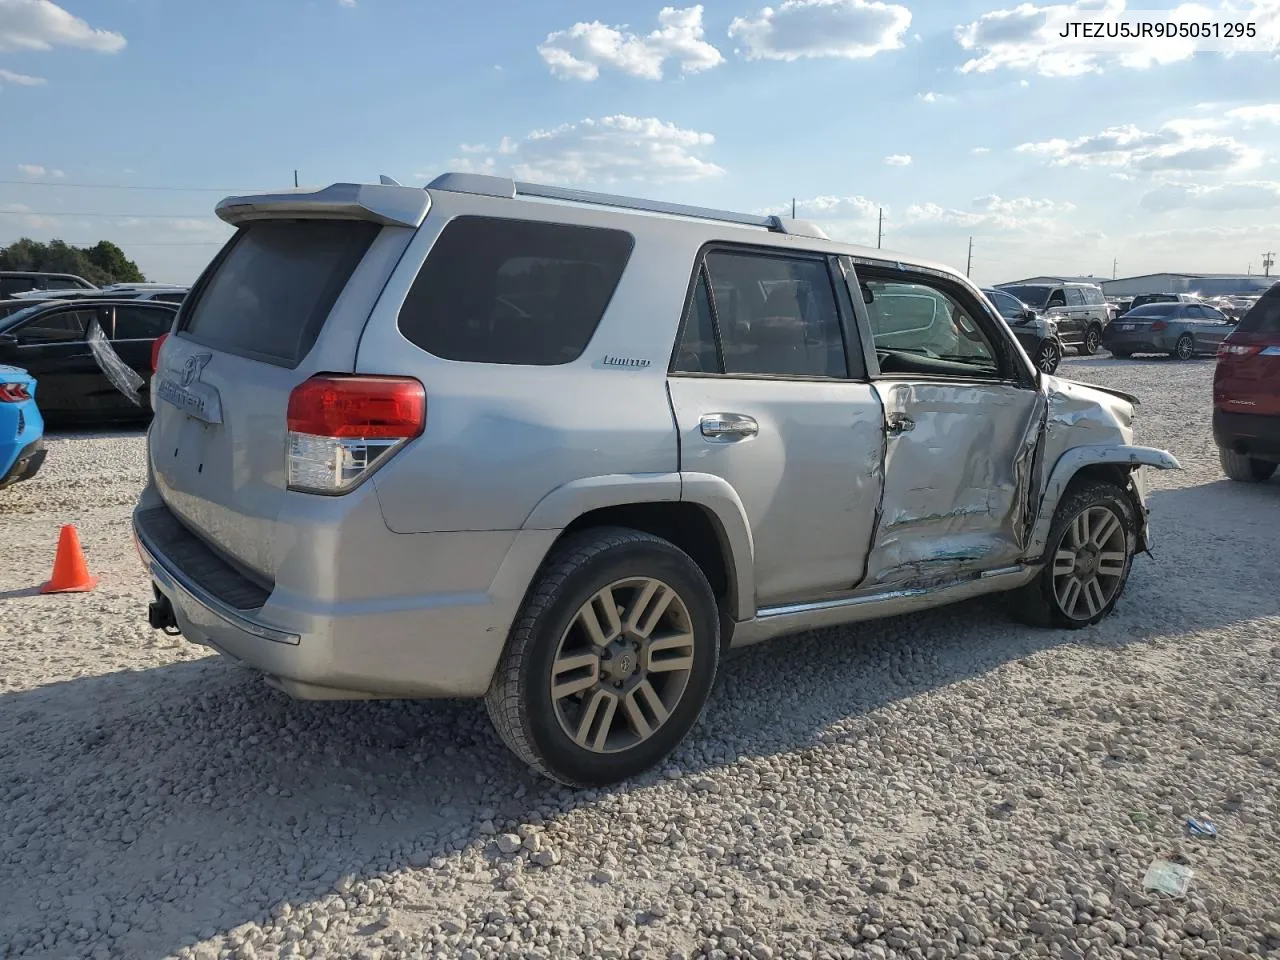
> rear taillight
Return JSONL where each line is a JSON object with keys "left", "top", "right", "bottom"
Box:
{"left": 151, "top": 332, "right": 169, "bottom": 373}
{"left": 0, "top": 382, "right": 31, "bottom": 403}
{"left": 1150, "top": 320, "right": 1168, "bottom": 331}
{"left": 1217, "top": 343, "right": 1262, "bottom": 357}
{"left": 285, "top": 375, "right": 426, "bottom": 494}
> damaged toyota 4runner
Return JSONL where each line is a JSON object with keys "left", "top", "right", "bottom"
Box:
{"left": 134, "top": 174, "right": 1180, "bottom": 786}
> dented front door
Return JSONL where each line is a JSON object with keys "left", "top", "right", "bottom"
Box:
{"left": 861, "top": 380, "right": 1043, "bottom": 589}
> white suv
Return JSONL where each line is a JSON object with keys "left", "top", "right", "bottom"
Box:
{"left": 135, "top": 173, "right": 1179, "bottom": 786}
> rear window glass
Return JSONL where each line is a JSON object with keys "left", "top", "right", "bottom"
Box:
{"left": 1236, "top": 286, "right": 1280, "bottom": 334}
{"left": 397, "top": 216, "right": 633, "bottom": 366}
{"left": 1126, "top": 304, "right": 1178, "bottom": 317}
{"left": 114, "top": 305, "right": 174, "bottom": 339}
{"left": 180, "top": 220, "right": 380, "bottom": 367}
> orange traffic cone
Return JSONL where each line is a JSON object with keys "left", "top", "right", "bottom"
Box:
{"left": 40, "top": 524, "right": 99, "bottom": 594}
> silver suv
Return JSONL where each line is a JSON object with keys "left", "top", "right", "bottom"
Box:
{"left": 134, "top": 173, "right": 1179, "bottom": 786}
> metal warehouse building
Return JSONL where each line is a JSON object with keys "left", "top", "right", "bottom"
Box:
{"left": 1101, "top": 273, "right": 1276, "bottom": 297}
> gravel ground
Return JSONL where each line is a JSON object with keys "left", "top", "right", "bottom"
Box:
{"left": 2, "top": 354, "right": 1278, "bottom": 960}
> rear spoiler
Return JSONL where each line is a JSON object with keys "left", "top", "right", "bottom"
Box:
{"left": 215, "top": 182, "right": 431, "bottom": 229}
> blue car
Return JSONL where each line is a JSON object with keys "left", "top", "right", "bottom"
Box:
{"left": 0, "top": 364, "right": 45, "bottom": 489}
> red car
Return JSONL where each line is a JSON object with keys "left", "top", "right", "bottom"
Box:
{"left": 1213, "top": 284, "right": 1280, "bottom": 483}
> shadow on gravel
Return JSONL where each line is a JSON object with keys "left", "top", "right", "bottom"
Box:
{"left": 2, "top": 482, "right": 1279, "bottom": 957}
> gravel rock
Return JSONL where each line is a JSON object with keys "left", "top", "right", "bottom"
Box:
{"left": 1, "top": 360, "right": 1277, "bottom": 960}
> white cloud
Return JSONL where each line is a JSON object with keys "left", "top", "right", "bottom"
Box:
{"left": 951, "top": 0, "right": 1269, "bottom": 77}
{"left": 1139, "top": 180, "right": 1280, "bottom": 211}
{"left": 1225, "top": 103, "right": 1280, "bottom": 125}
{"left": 1016, "top": 121, "right": 1262, "bottom": 173}
{"left": 971, "top": 146, "right": 991, "bottom": 154}
{"left": 0, "top": 65, "right": 43, "bottom": 85}
{"left": 884, "top": 153, "right": 912, "bottom": 166}
{"left": 539, "top": 5, "right": 723, "bottom": 80}
{"left": 728, "top": 0, "right": 911, "bottom": 61}
{"left": 338, "top": 0, "right": 356, "bottom": 6}
{"left": 436, "top": 115, "right": 725, "bottom": 186}
{"left": 457, "top": 143, "right": 490, "bottom": 154}
{"left": 917, "top": 91, "right": 955, "bottom": 104}
{"left": 906, "top": 195, "right": 1075, "bottom": 231}
{"left": 0, "top": 0, "right": 125, "bottom": 53}
{"left": 760, "top": 194, "right": 880, "bottom": 220}
{"left": 16, "top": 163, "right": 45, "bottom": 176}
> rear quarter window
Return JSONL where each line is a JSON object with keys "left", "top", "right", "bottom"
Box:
{"left": 1236, "top": 287, "right": 1280, "bottom": 334}
{"left": 180, "top": 219, "right": 380, "bottom": 367}
{"left": 397, "top": 216, "right": 634, "bottom": 366}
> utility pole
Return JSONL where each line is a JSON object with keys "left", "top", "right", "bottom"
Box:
{"left": 1263, "top": 251, "right": 1275, "bottom": 277}
{"left": 294, "top": 170, "right": 299, "bottom": 188}
{"left": 1112, "top": 257, "right": 1117, "bottom": 280}
{"left": 791, "top": 197, "right": 796, "bottom": 219}
{"left": 877, "top": 207, "right": 884, "bottom": 249}
{"left": 966, "top": 236, "right": 974, "bottom": 278}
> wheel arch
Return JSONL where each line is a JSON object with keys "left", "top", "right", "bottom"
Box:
{"left": 1024, "top": 444, "right": 1181, "bottom": 558}
{"left": 522, "top": 473, "right": 756, "bottom": 635}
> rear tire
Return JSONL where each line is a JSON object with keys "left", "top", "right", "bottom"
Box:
{"left": 485, "top": 527, "right": 720, "bottom": 787}
{"left": 1009, "top": 480, "right": 1137, "bottom": 629}
{"left": 1173, "top": 334, "right": 1194, "bottom": 361}
{"left": 1080, "top": 325, "right": 1102, "bottom": 356}
{"left": 1219, "top": 448, "right": 1278, "bottom": 483}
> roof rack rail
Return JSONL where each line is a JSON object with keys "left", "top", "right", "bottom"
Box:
{"left": 425, "top": 172, "right": 828, "bottom": 240}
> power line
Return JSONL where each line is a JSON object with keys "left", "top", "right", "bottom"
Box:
{"left": 0, "top": 210, "right": 214, "bottom": 219}
{"left": 0, "top": 178, "right": 258, "bottom": 193}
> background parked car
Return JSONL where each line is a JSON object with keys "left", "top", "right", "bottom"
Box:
{"left": 0, "top": 299, "right": 177, "bottom": 424}
{"left": 1103, "top": 301, "right": 1233, "bottom": 359}
{"left": 11, "top": 282, "right": 188, "bottom": 304}
{"left": 1126, "top": 293, "right": 1202, "bottom": 313}
{"left": 995, "top": 281, "right": 1109, "bottom": 355}
{"left": 0, "top": 364, "right": 45, "bottom": 489}
{"left": 1213, "top": 285, "right": 1280, "bottom": 483}
{"left": 981, "top": 286, "right": 1063, "bottom": 373}
{"left": 0, "top": 271, "right": 97, "bottom": 298}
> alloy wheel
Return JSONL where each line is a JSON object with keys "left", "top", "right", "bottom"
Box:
{"left": 1085, "top": 328, "right": 1101, "bottom": 354}
{"left": 1037, "top": 341, "right": 1061, "bottom": 374}
{"left": 550, "top": 577, "right": 695, "bottom": 754}
{"left": 1175, "top": 335, "right": 1194, "bottom": 360}
{"left": 1051, "top": 505, "right": 1127, "bottom": 621}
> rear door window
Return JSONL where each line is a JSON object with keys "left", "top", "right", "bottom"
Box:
{"left": 398, "top": 216, "right": 633, "bottom": 366}
{"left": 1, "top": 277, "right": 35, "bottom": 297}
{"left": 180, "top": 219, "right": 381, "bottom": 367}
{"left": 16, "top": 308, "right": 90, "bottom": 343}
{"left": 1066, "top": 288, "right": 1086, "bottom": 307}
{"left": 113, "top": 305, "right": 174, "bottom": 339}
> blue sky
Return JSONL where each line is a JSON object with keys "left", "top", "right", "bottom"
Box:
{"left": 2, "top": 0, "right": 1280, "bottom": 285}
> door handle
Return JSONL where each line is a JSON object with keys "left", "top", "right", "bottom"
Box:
{"left": 886, "top": 413, "right": 915, "bottom": 436}
{"left": 700, "top": 413, "right": 759, "bottom": 441}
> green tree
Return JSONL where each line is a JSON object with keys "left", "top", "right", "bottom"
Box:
{"left": 0, "top": 238, "right": 146, "bottom": 286}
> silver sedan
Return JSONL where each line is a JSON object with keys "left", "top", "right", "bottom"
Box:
{"left": 1102, "top": 301, "right": 1234, "bottom": 360}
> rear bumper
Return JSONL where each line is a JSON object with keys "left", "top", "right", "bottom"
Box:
{"left": 0, "top": 438, "right": 45, "bottom": 489}
{"left": 132, "top": 489, "right": 558, "bottom": 699}
{"left": 1214, "top": 409, "right": 1280, "bottom": 462}
{"left": 1101, "top": 332, "right": 1174, "bottom": 354}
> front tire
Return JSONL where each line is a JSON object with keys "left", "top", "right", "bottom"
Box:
{"left": 485, "top": 527, "right": 720, "bottom": 787}
{"left": 1219, "top": 448, "right": 1278, "bottom": 483}
{"left": 1173, "top": 334, "right": 1194, "bottom": 361}
{"left": 1009, "top": 480, "right": 1137, "bottom": 629}
{"left": 1035, "top": 340, "right": 1062, "bottom": 374}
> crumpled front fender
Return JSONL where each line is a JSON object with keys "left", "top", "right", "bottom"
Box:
{"left": 1024, "top": 444, "right": 1181, "bottom": 558}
